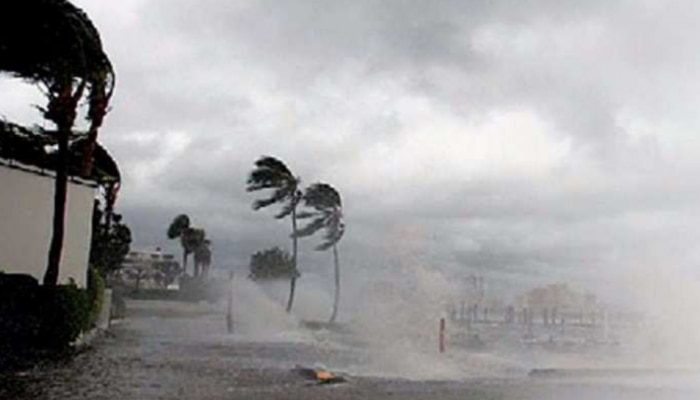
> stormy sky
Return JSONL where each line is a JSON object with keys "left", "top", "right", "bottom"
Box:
{"left": 3, "top": 0, "right": 700, "bottom": 306}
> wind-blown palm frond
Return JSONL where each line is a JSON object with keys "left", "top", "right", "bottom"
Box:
{"left": 294, "top": 217, "right": 326, "bottom": 238}
{"left": 297, "top": 182, "right": 345, "bottom": 323}
{"left": 166, "top": 215, "right": 209, "bottom": 277}
{"left": 295, "top": 211, "right": 316, "bottom": 219}
{"left": 274, "top": 195, "right": 302, "bottom": 219}
{"left": 303, "top": 183, "right": 342, "bottom": 211}
{"left": 1, "top": 0, "right": 115, "bottom": 286}
{"left": 299, "top": 183, "right": 344, "bottom": 251}
{"left": 167, "top": 214, "right": 190, "bottom": 239}
{"left": 246, "top": 156, "right": 295, "bottom": 191}
{"left": 317, "top": 220, "right": 345, "bottom": 251}
{"left": 252, "top": 187, "right": 289, "bottom": 211}
{"left": 247, "top": 156, "right": 300, "bottom": 212}
{"left": 1, "top": 0, "right": 115, "bottom": 175}
{"left": 246, "top": 156, "right": 302, "bottom": 312}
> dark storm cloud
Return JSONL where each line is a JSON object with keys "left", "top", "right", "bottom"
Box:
{"left": 22, "top": 0, "right": 699, "bottom": 304}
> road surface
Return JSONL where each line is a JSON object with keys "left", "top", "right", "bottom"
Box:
{"left": 2, "top": 299, "right": 700, "bottom": 399}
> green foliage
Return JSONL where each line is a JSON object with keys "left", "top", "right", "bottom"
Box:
{"left": 86, "top": 265, "right": 105, "bottom": 327}
{"left": 38, "top": 284, "right": 91, "bottom": 349}
{"left": 0, "top": 0, "right": 112, "bottom": 84}
{"left": 0, "top": 274, "right": 43, "bottom": 355}
{"left": 90, "top": 201, "right": 132, "bottom": 279}
{"left": 0, "top": 0, "right": 115, "bottom": 139}
{"left": 296, "top": 183, "right": 345, "bottom": 323}
{"left": 167, "top": 214, "right": 211, "bottom": 278}
{"left": 249, "top": 247, "right": 299, "bottom": 281}
{"left": 2, "top": 0, "right": 116, "bottom": 289}
{"left": 194, "top": 238, "right": 212, "bottom": 278}
{"left": 182, "top": 227, "right": 206, "bottom": 255}
{"left": 246, "top": 156, "right": 301, "bottom": 218}
{"left": 167, "top": 214, "right": 190, "bottom": 239}
{"left": 0, "top": 271, "right": 105, "bottom": 365}
{"left": 296, "top": 183, "right": 345, "bottom": 251}
{"left": 247, "top": 156, "right": 303, "bottom": 312}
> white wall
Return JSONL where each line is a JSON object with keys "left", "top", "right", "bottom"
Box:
{"left": 0, "top": 164, "right": 96, "bottom": 287}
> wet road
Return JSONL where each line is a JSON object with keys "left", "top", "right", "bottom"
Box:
{"left": 2, "top": 299, "right": 700, "bottom": 400}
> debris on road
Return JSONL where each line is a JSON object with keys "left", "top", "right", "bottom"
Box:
{"left": 294, "top": 365, "right": 347, "bottom": 385}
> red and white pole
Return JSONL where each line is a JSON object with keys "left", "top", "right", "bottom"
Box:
{"left": 439, "top": 317, "right": 446, "bottom": 353}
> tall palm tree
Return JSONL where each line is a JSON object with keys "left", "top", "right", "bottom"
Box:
{"left": 167, "top": 216, "right": 209, "bottom": 278}
{"left": 246, "top": 156, "right": 302, "bottom": 312}
{"left": 184, "top": 228, "right": 205, "bottom": 277}
{"left": 1, "top": 0, "right": 115, "bottom": 286}
{"left": 295, "top": 183, "right": 345, "bottom": 323}
{"left": 167, "top": 215, "right": 193, "bottom": 275}
{"left": 194, "top": 239, "right": 212, "bottom": 279}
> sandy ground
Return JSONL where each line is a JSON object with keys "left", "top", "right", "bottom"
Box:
{"left": 2, "top": 299, "right": 700, "bottom": 400}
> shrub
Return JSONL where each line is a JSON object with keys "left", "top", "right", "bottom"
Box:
{"left": 36, "top": 284, "right": 91, "bottom": 349}
{"left": 0, "top": 273, "right": 42, "bottom": 355}
{"left": 0, "top": 272, "right": 100, "bottom": 359}
{"left": 87, "top": 265, "right": 105, "bottom": 327}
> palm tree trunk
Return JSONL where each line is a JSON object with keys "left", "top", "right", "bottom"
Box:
{"left": 286, "top": 203, "right": 298, "bottom": 313}
{"left": 182, "top": 251, "right": 188, "bottom": 276}
{"left": 43, "top": 81, "right": 85, "bottom": 286}
{"left": 329, "top": 243, "right": 340, "bottom": 323}
{"left": 43, "top": 128, "right": 69, "bottom": 286}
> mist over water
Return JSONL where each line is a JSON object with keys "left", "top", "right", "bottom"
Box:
{"left": 221, "top": 247, "right": 700, "bottom": 388}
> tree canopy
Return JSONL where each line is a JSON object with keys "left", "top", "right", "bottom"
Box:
{"left": 246, "top": 156, "right": 301, "bottom": 218}
{"left": 0, "top": 0, "right": 115, "bottom": 166}
{"left": 89, "top": 201, "right": 131, "bottom": 279}
{"left": 249, "top": 247, "right": 299, "bottom": 281}
{"left": 296, "top": 183, "right": 345, "bottom": 251}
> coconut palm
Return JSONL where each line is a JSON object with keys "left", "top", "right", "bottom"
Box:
{"left": 167, "top": 215, "right": 210, "bottom": 278}
{"left": 167, "top": 215, "right": 194, "bottom": 275}
{"left": 295, "top": 183, "right": 345, "bottom": 323}
{"left": 194, "top": 238, "right": 212, "bottom": 279}
{"left": 246, "top": 156, "right": 302, "bottom": 312}
{"left": 1, "top": 0, "right": 115, "bottom": 286}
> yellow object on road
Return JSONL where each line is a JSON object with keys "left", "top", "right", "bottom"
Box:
{"left": 315, "top": 370, "right": 334, "bottom": 381}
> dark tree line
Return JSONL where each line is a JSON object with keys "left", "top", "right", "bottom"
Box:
{"left": 248, "top": 247, "right": 297, "bottom": 281}
{"left": 167, "top": 214, "right": 212, "bottom": 279}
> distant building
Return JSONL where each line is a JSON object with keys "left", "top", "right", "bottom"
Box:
{"left": 120, "top": 247, "right": 180, "bottom": 289}
{"left": 516, "top": 283, "right": 598, "bottom": 313}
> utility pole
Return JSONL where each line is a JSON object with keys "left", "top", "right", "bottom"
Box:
{"left": 226, "top": 268, "right": 234, "bottom": 334}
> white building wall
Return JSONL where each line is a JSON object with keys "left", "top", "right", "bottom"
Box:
{"left": 0, "top": 164, "right": 95, "bottom": 287}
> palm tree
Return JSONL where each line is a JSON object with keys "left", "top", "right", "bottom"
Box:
{"left": 1, "top": 0, "right": 115, "bottom": 286}
{"left": 193, "top": 238, "right": 211, "bottom": 279}
{"left": 246, "top": 156, "right": 302, "bottom": 312}
{"left": 167, "top": 215, "right": 194, "bottom": 275}
{"left": 295, "top": 183, "right": 345, "bottom": 323}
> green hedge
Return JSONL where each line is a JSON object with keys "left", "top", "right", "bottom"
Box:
{"left": 35, "top": 284, "right": 91, "bottom": 349}
{"left": 0, "top": 270, "right": 105, "bottom": 366}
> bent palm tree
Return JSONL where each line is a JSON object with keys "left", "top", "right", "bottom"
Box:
{"left": 1, "top": 0, "right": 115, "bottom": 286}
{"left": 246, "top": 156, "right": 301, "bottom": 312}
{"left": 167, "top": 215, "right": 194, "bottom": 275}
{"left": 295, "top": 183, "right": 345, "bottom": 323}
{"left": 194, "top": 239, "right": 212, "bottom": 279}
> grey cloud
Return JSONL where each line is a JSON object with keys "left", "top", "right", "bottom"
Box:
{"left": 34, "top": 0, "right": 700, "bottom": 306}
